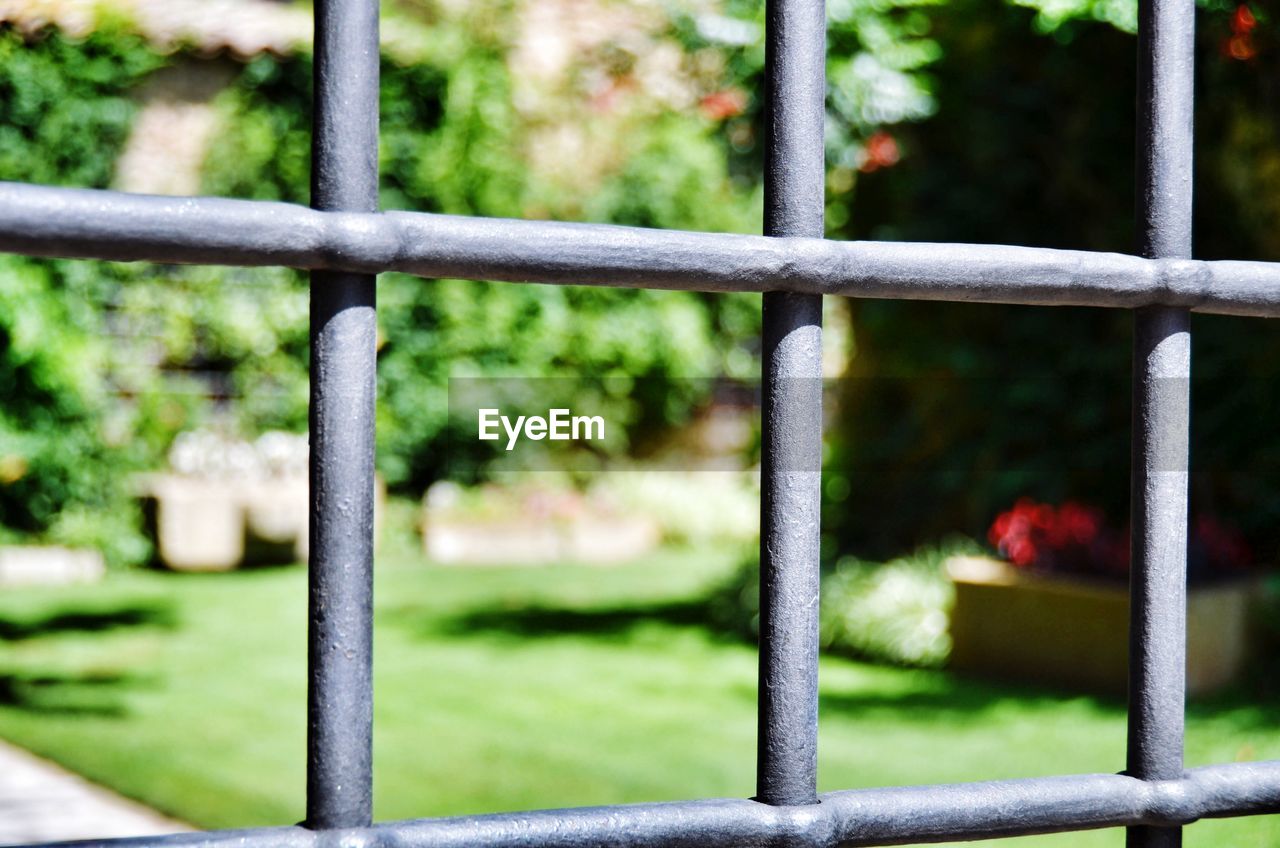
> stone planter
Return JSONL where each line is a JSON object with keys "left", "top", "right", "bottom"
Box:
{"left": 421, "top": 483, "right": 660, "bottom": 566}
{"left": 0, "top": 546, "right": 105, "bottom": 586}
{"left": 946, "top": 555, "right": 1251, "bottom": 697}
{"left": 423, "top": 516, "right": 660, "bottom": 566}
{"left": 141, "top": 476, "right": 245, "bottom": 572}
{"left": 138, "top": 473, "right": 384, "bottom": 572}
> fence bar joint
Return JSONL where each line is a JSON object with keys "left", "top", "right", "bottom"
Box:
{"left": 1128, "top": 0, "right": 1194, "bottom": 841}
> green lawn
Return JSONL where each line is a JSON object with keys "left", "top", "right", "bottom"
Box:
{"left": 0, "top": 536, "right": 1277, "bottom": 847}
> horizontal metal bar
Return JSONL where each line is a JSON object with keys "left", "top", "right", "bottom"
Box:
{"left": 17, "top": 761, "right": 1280, "bottom": 848}
{"left": 5, "top": 182, "right": 1280, "bottom": 318}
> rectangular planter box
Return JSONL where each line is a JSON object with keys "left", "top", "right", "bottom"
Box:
{"left": 0, "top": 546, "right": 104, "bottom": 586}
{"left": 422, "top": 517, "right": 660, "bottom": 566}
{"left": 947, "top": 556, "right": 1251, "bottom": 697}
{"left": 137, "top": 473, "right": 384, "bottom": 571}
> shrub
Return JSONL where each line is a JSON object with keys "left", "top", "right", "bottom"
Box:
{"left": 0, "top": 27, "right": 162, "bottom": 564}
{"left": 197, "top": 29, "right": 766, "bottom": 492}
{"left": 819, "top": 549, "right": 961, "bottom": 668}
{"left": 709, "top": 539, "right": 979, "bottom": 668}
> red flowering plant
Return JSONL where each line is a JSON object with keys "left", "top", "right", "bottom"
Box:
{"left": 988, "top": 498, "right": 1253, "bottom": 582}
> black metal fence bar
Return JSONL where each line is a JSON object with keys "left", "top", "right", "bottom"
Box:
{"left": 756, "top": 0, "right": 826, "bottom": 808}
{"left": 18, "top": 761, "right": 1280, "bottom": 848}
{"left": 8, "top": 183, "right": 1280, "bottom": 316}
{"left": 305, "top": 0, "right": 380, "bottom": 829}
{"left": 1127, "top": 0, "right": 1194, "bottom": 842}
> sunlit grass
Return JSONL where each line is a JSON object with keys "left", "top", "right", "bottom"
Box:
{"left": 0, "top": 529, "right": 1277, "bottom": 848}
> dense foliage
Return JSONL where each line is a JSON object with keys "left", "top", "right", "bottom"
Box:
{"left": 0, "top": 27, "right": 163, "bottom": 563}
{"left": 2, "top": 6, "right": 771, "bottom": 556}
{"left": 825, "top": 0, "right": 1280, "bottom": 561}
{"left": 7, "top": 0, "right": 1280, "bottom": 572}
{"left": 709, "top": 541, "right": 974, "bottom": 667}
{"left": 196, "top": 16, "right": 765, "bottom": 488}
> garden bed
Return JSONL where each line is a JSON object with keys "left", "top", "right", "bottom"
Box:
{"left": 947, "top": 555, "right": 1251, "bottom": 697}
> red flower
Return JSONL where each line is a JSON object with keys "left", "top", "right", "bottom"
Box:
{"left": 988, "top": 499, "right": 1251, "bottom": 579}
{"left": 988, "top": 499, "right": 1115, "bottom": 573}
{"left": 1057, "top": 502, "right": 1101, "bottom": 545}
{"left": 1224, "top": 5, "right": 1258, "bottom": 61}
{"left": 1006, "top": 536, "right": 1037, "bottom": 567}
{"left": 860, "top": 131, "right": 901, "bottom": 173}
{"left": 1233, "top": 4, "right": 1257, "bottom": 34}
{"left": 700, "top": 89, "right": 748, "bottom": 121}
{"left": 1195, "top": 515, "right": 1252, "bottom": 569}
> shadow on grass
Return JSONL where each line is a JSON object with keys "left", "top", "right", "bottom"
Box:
{"left": 819, "top": 675, "right": 1125, "bottom": 722}
{"left": 821, "top": 669, "right": 1280, "bottom": 728}
{"left": 426, "top": 576, "right": 1280, "bottom": 725}
{"left": 0, "top": 604, "right": 176, "bottom": 642}
{"left": 436, "top": 598, "right": 726, "bottom": 643}
{"left": 0, "top": 601, "right": 173, "bottom": 715}
{"left": 1185, "top": 685, "right": 1280, "bottom": 730}
{"left": 0, "top": 670, "right": 145, "bottom": 716}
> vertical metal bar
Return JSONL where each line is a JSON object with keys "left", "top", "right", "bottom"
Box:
{"left": 756, "top": 0, "right": 826, "bottom": 809}
{"left": 1128, "top": 0, "right": 1193, "bottom": 841}
{"left": 306, "top": 0, "right": 379, "bottom": 830}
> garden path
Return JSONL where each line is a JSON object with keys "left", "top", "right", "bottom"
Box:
{"left": 0, "top": 739, "right": 190, "bottom": 846}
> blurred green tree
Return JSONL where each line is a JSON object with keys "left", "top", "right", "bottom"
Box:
{"left": 0, "top": 27, "right": 163, "bottom": 563}
{"left": 194, "top": 8, "right": 766, "bottom": 488}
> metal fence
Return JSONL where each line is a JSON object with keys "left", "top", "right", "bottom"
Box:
{"left": 1, "top": 0, "right": 1278, "bottom": 843}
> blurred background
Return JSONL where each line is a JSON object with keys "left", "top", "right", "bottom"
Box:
{"left": 2, "top": 0, "right": 1280, "bottom": 844}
